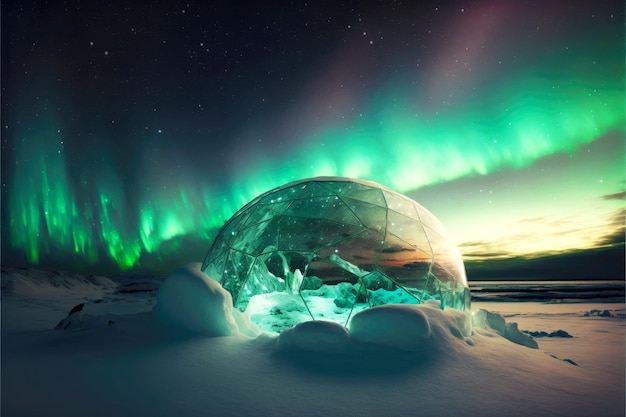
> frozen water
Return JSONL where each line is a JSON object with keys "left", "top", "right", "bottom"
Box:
{"left": 202, "top": 177, "right": 470, "bottom": 332}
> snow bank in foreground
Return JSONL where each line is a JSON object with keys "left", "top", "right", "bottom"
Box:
{"left": 277, "top": 320, "right": 351, "bottom": 351}
{"left": 152, "top": 264, "right": 537, "bottom": 350}
{"left": 3, "top": 266, "right": 624, "bottom": 417}
{"left": 276, "top": 302, "right": 537, "bottom": 353}
{"left": 153, "top": 263, "right": 259, "bottom": 337}
{"left": 276, "top": 303, "right": 469, "bottom": 354}
{"left": 349, "top": 303, "right": 433, "bottom": 349}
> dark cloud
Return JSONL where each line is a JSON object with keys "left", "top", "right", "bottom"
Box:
{"left": 465, "top": 244, "right": 625, "bottom": 280}
{"left": 601, "top": 191, "right": 626, "bottom": 201}
{"left": 594, "top": 209, "right": 626, "bottom": 246}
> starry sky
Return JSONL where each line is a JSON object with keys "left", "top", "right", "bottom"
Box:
{"left": 2, "top": 1, "right": 624, "bottom": 277}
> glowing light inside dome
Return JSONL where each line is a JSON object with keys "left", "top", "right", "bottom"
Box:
{"left": 201, "top": 177, "right": 470, "bottom": 333}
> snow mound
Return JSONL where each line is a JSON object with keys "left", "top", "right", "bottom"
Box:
{"left": 348, "top": 304, "right": 432, "bottom": 350}
{"left": 277, "top": 320, "right": 350, "bottom": 351}
{"left": 274, "top": 303, "right": 472, "bottom": 355}
{"left": 153, "top": 263, "right": 241, "bottom": 336}
{"left": 151, "top": 265, "right": 538, "bottom": 353}
{"left": 231, "top": 309, "right": 262, "bottom": 338}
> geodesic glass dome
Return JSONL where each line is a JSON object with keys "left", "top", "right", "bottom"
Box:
{"left": 202, "top": 177, "right": 470, "bottom": 333}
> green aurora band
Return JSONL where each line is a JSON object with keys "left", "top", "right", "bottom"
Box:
{"left": 7, "top": 46, "right": 625, "bottom": 271}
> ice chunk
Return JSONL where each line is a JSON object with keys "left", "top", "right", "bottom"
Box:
{"left": 473, "top": 308, "right": 538, "bottom": 349}
{"left": 505, "top": 322, "right": 539, "bottom": 349}
{"left": 472, "top": 308, "right": 506, "bottom": 335}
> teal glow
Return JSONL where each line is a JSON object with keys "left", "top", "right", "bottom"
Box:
{"left": 9, "top": 120, "right": 97, "bottom": 264}
{"left": 5, "top": 24, "right": 624, "bottom": 272}
{"left": 202, "top": 177, "right": 470, "bottom": 333}
{"left": 231, "top": 55, "right": 625, "bottom": 197}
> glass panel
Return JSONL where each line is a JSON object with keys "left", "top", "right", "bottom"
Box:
{"left": 295, "top": 181, "right": 333, "bottom": 199}
{"left": 225, "top": 206, "right": 251, "bottom": 229}
{"left": 340, "top": 187, "right": 387, "bottom": 208}
{"left": 386, "top": 210, "right": 432, "bottom": 254}
{"left": 344, "top": 281, "right": 369, "bottom": 326}
{"left": 220, "top": 251, "right": 239, "bottom": 305}
{"left": 266, "top": 200, "right": 293, "bottom": 215}
{"left": 238, "top": 217, "right": 279, "bottom": 256}
{"left": 382, "top": 190, "right": 420, "bottom": 220}
{"left": 439, "top": 280, "right": 470, "bottom": 312}
{"left": 278, "top": 216, "right": 322, "bottom": 252}
{"left": 363, "top": 271, "right": 420, "bottom": 307}
{"left": 285, "top": 196, "right": 364, "bottom": 226}
{"left": 231, "top": 219, "right": 278, "bottom": 256}
{"left": 322, "top": 198, "right": 364, "bottom": 226}
{"left": 377, "top": 251, "right": 431, "bottom": 281}
{"left": 203, "top": 232, "right": 228, "bottom": 266}
{"left": 236, "top": 258, "right": 285, "bottom": 311}
{"left": 201, "top": 177, "right": 471, "bottom": 334}
{"left": 284, "top": 196, "right": 334, "bottom": 218}
{"left": 422, "top": 273, "right": 441, "bottom": 303}
{"left": 416, "top": 204, "right": 448, "bottom": 236}
{"left": 424, "top": 225, "right": 467, "bottom": 285}
{"left": 305, "top": 257, "right": 360, "bottom": 285}
{"left": 243, "top": 203, "right": 279, "bottom": 227}
{"left": 259, "top": 183, "right": 306, "bottom": 204}
{"left": 316, "top": 228, "right": 385, "bottom": 272}
{"left": 317, "top": 220, "right": 367, "bottom": 249}
{"left": 203, "top": 252, "right": 227, "bottom": 281}
{"left": 319, "top": 180, "right": 370, "bottom": 195}
{"left": 340, "top": 197, "right": 387, "bottom": 233}
{"left": 221, "top": 215, "right": 246, "bottom": 247}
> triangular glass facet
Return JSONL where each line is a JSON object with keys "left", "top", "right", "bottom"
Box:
{"left": 382, "top": 190, "right": 420, "bottom": 220}
{"left": 340, "top": 197, "right": 388, "bottom": 233}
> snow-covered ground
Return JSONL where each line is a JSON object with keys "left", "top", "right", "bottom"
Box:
{"left": 1, "top": 265, "right": 624, "bottom": 417}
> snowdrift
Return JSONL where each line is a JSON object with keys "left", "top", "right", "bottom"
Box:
{"left": 1, "top": 265, "right": 624, "bottom": 417}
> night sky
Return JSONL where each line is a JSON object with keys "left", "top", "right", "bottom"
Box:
{"left": 2, "top": 1, "right": 624, "bottom": 277}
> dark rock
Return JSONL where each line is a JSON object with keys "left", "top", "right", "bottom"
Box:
{"left": 54, "top": 303, "right": 84, "bottom": 330}
{"left": 550, "top": 329, "right": 572, "bottom": 338}
{"left": 69, "top": 303, "right": 84, "bottom": 314}
{"left": 524, "top": 329, "right": 573, "bottom": 338}
{"left": 584, "top": 309, "right": 613, "bottom": 317}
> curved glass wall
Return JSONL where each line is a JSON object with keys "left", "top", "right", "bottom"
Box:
{"left": 202, "top": 177, "right": 470, "bottom": 333}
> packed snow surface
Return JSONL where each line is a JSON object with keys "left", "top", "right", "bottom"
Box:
{"left": 1, "top": 264, "right": 624, "bottom": 417}
{"left": 153, "top": 263, "right": 239, "bottom": 336}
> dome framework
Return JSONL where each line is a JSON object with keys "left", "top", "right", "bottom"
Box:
{"left": 202, "top": 177, "right": 470, "bottom": 333}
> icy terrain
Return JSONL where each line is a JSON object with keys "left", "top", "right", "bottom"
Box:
{"left": 1, "top": 264, "right": 624, "bottom": 417}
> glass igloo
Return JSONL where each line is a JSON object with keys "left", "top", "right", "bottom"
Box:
{"left": 202, "top": 177, "right": 470, "bottom": 333}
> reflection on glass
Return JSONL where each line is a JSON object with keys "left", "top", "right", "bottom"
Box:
{"left": 202, "top": 177, "right": 470, "bottom": 333}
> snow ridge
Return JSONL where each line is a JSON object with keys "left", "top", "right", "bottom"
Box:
{"left": 1, "top": 266, "right": 117, "bottom": 298}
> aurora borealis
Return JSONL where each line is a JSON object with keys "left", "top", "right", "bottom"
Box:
{"left": 2, "top": 1, "right": 624, "bottom": 275}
